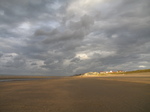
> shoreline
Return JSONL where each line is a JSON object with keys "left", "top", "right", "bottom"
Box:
{"left": 0, "top": 74, "right": 150, "bottom": 112}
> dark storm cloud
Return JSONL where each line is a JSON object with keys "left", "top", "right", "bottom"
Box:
{"left": 42, "top": 29, "right": 84, "bottom": 44}
{"left": 0, "top": 52, "right": 3, "bottom": 57}
{"left": 31, "top": 62, "right": 37, "bottom": 66}
{"left": 0, "top": 0, "right": 150, "bottom": 75}
{"left": 0, "top": 0, "right": 55, "bottom": 23}
{"left": 4, "top": 56, "right": 25, "bottom": 68}
{"left": 69, "top": 14, "right": 94, "bottom": 30}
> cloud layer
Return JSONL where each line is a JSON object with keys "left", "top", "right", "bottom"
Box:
{"left": 0, "top": 0, "right": 150, "bottom": 75}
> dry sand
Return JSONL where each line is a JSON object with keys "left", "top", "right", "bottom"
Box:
{"left": 0, "top": 73, "right": 150, "bottom": 112}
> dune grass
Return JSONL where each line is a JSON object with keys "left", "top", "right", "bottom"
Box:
{"left": 126, "top": 69, "right": 150, "bottom": 73}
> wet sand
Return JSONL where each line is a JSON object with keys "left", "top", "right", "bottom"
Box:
{"left": 0, "top": 74, "right": 150, "bottom": 112}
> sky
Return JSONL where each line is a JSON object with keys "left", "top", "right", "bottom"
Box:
{"left": 0, "top": 0, "right": 150, "bottom": 76}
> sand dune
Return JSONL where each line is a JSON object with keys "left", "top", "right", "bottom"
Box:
{"left": 0, "top": 74, "right": 150, "bottom": 112}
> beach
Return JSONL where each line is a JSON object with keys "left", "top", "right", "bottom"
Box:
{"left": 0, "top": 74, "right": 150, "bottom": 112}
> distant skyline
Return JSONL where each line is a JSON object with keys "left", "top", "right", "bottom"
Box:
{"left": 0, "top": 0, "right": 150, "bottom": 76}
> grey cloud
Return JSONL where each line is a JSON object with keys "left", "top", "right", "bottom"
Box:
{"left": 0, "top": 0, "right": 150, "bottom": 75}
{"left": 69, "top": 14, "right": 94, "bottom": 30}
{"left": 71, "top": 58, "right": 81, "bottom": 63}
{"left": 42, "top": 29, "right": 84, "bottom": 44}
{"left": 4, "top": 55, "right": 26, "bottom": 68}
{"left": 34, "top": 29, "right": 58, "bottom": 36}
{"left": 0, "top": 0, "right": 61, "bottom": 26}
{"left": 31, "top": 63, "right": 37, "bottom": 66}
{"left": 0, "top": 53, "right": 3, "bottom": 57}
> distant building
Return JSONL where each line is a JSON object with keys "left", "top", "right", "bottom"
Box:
{"left": 100, "top": 70, "right": 125, "bottom": 74}
{"left": 117, "top": 70, "right": 125, "bottom": 73}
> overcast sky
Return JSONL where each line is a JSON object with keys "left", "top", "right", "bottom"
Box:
{"left": 0, "top": 0, "right": 150, "bottom": 76}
